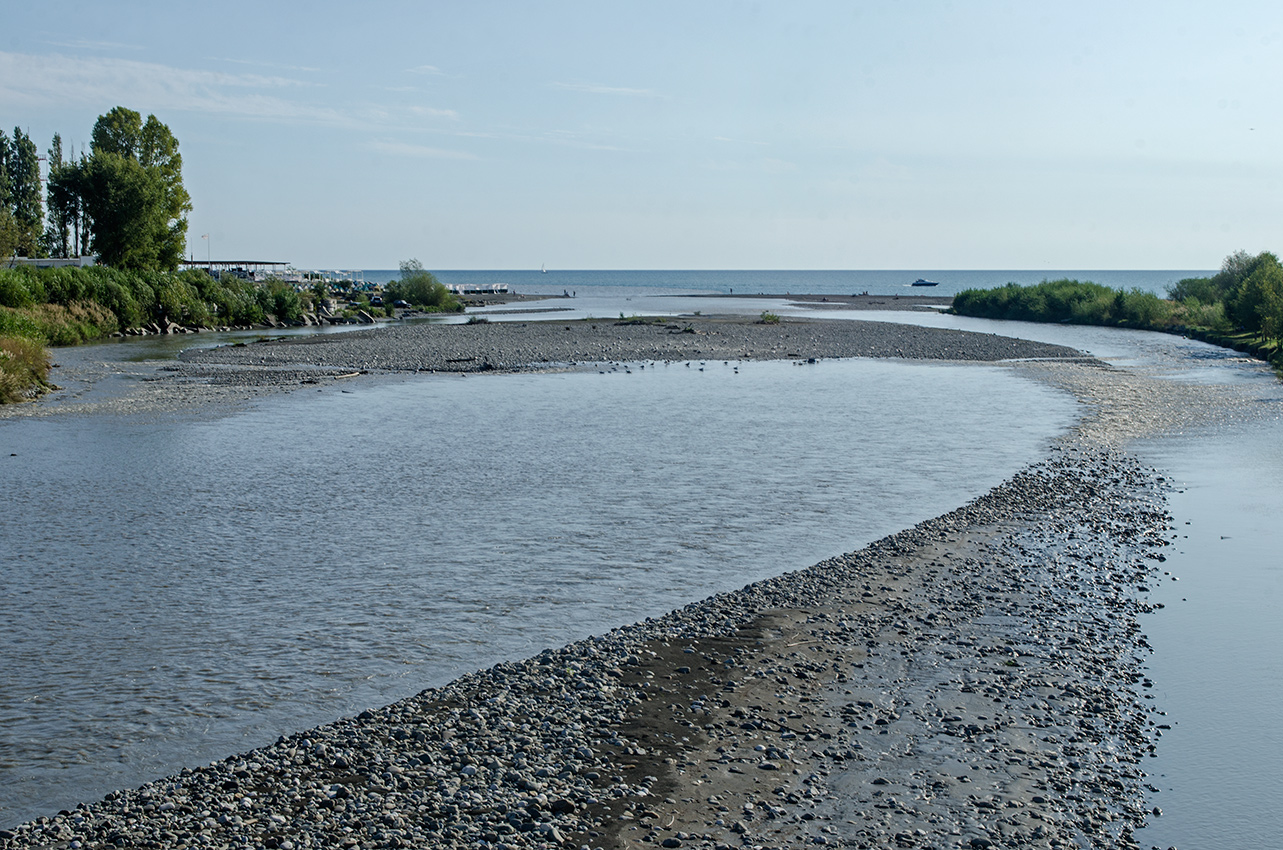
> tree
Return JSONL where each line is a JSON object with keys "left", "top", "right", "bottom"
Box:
{"left": 0, "top": 129, "right": 14, "bottom": 260}
{"left": 0, "top": 129, "right": 10, "bottom": 212}
{"left": 1229, "top": 252, "right": 1283, "bottom": 338}
{"left": 0, "top": 208, "right": 18, "bottom": 260}
{"left": 385, "top": 259, "right": 463, "bottom": 311}
{"left": 78, "top": 107, "right": 191, "bottom": 270}
{"left": 42, "top": 134, "right": 73, "bottom": 258}
{"left": 6, "top": 127, "right": 44, "bottom": 257}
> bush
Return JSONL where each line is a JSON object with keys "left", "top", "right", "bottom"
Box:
{"left": 256, "top": 279, "right": 303, "bottom": 322}
{"left": 0, "top": 270, "right": 38, "bottom": 308}
{"left": 1228, "top": 254, "right": 1283, "bottom": 337}
{"left": 0, "top": 334, "right": 52, "bottom": 403}
{"left": 758, "top": 311, "right": 781, "bottom": 324}
{"left": 386, "top": 260, "right": 463, "bottom": 312}
{"left": 0, "top": 301, "right": 119, "bottom": 346}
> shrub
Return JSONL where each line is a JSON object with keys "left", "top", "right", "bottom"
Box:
{"left": 0, "top": 301, "right": 119, "bottom": 346}
{"left": 0, "top": 270, "right": 38, "bottom": 308}
{"left": 0, "top": 334, "right": 51, "bottom": 403}
{"left": 1228, "top": 254, "right": 1283, "bottom": 337}
{"left": 386, "top": 264, "right": 463, "bottom": 312}
{"left": 758, "top": 311, "right": 781, "bottom": 324}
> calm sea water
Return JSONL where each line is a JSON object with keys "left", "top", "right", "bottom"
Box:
{"left": 0, "top": 356, "right": 1077, "bottom": 827}
{"left": 357, "top": 268, "right": 1213, "bottom": 299}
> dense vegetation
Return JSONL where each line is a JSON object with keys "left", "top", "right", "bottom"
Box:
{"left": 951, "top": 250, "right": 1283, "bottom": 371}
{"left": 0, "top": 264, "right": 306, "bottom": 339}
{"left": 0, "top": 262, "right": 456, "bottom": 402}
{"left": 3, "top": 108, "right": 190, "bottom": 270}
{"left": 384, "top": 259, "right": 463, "bottom": 312}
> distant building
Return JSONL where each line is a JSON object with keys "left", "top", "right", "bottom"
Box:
{"left": 6, "top": 256, "right": 97, "bottom": 269}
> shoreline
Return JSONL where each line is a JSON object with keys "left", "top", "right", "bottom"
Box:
{"left": 684, "top": 293, "right": 954, "bottom": 311}
{"left": 3, "top": 312, "right": 1083, "bottom": 420}
{"left": 5, "top": 310, "right": 1228, "bottom": 848}
{"left": 0, "top": 436, "right": 1170, "bottom": 849}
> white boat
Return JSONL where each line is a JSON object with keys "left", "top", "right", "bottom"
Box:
{"left": 541, "top": 264, "right": 547, "bottom": 274}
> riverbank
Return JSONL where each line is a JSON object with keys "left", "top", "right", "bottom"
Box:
{"left": 3, "top": 314, "right": 1221, "bottom": 849}
{"left": 0, "top": 430, "right": 1171, "bottom": 850}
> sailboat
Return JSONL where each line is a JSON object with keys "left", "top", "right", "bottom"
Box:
{"left": 541, "top": 263, "right": 547, "bottom": 274}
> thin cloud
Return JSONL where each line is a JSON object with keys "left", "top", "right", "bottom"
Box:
{"left": 714, "top": 135, "right": 770, "bottom": 147}
{"left": 370, "top": 140, "right": 478, "bottom": 160}
{"left": 406, "top": 65, "right": 444, "bottom": 76}
{"left": 41, "top": 38, "right": 143, "bottom": 52}
{"left": 0, "top": 51, "right": 350, "bottom": 126}
{"left": 551, "top": 82, "right": 661, "bottom": 98}
{"left": 216, "top": 57, "right": 323, "bottom": 74}
{"left": 408, "top": 105, "right": 459, "bottom": 120}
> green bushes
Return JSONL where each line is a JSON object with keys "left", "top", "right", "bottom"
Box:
{"left": 951, "top": 279, "right": 1179, "bottom": 327}
{"left": 385, "top": 259, "right": 463, "bottom": 312}
{"left": 0, "top": 301, "right": 120, "bottom": 346}
{"left": 0, "top": 265, "right": 325, "bottom": 340}
{"left": 0, "top": 334, "right": 52, "bottom": 403}
{"left": 951, "top": 251, "right": 1283, "bottom": 374}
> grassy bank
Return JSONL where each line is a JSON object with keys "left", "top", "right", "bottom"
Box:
{"left": 951, "top": 252, "right": 1283, "bottom": 374}
{"left": 0, "top": 264, "right": 320, "bottom": 403}
{"left": 0, "top": 334, "right": 51, "bottom": 403}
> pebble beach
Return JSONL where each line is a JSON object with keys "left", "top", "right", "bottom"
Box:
{"left": 2, "top": 314, "right": 1204, "bottom": 850}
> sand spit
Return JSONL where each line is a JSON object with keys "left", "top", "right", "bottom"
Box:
{"left": 0, "top": 436, "right": 1172, "bottom": 850}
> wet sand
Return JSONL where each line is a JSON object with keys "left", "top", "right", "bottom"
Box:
{"left": 1, "top": 314, "right": 1224, "bottom": 849}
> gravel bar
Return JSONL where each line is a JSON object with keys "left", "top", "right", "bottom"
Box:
{"left": 3, "top": 319, "right": 1197, "bottom": 850}
{"left": 176, "top": 317, "right": 1082, "bottom": 379}
{"left": 0, "top": 439, "right": 1170, "bottom": 850}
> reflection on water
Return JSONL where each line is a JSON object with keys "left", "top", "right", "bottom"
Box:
{"left": 1133, "top": 421, "right": 1283, "bottom": 849}
{"left": 0, "top": 358, "right": 1075, "bottom": 826}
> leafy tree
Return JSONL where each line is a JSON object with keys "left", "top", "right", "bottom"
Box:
{"left": 1228, "top": 252, "right": 1283, "bottom": 338}
{"left": 0, "top": 208, "right": 20, "bottom": 260}
{"left": 0, "top": 129, "right": 10, "bottom": 211}
{"left": 76, "top": 107, "right": 192, "bottom": 270}
{"left": 42, "top": 134, "right": 74, "bottom": 258}
{"left": 385, "top": 258, "right": 462, "bottom": 311}
{"left": 0, "top": 131, "right": 15, "bottom": 260}
{"left": 6, "top": 128, "right": 45, "bottom": 257}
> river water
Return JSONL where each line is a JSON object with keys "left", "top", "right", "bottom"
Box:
{"left": 1, "top": 295, "right": 1280, "bottom": 848}
{"left": 0, "top": 348, "right": 1076, "bottom": 826}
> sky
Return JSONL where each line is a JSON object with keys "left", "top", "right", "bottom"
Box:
{"left": 2, "top": 1, "right": 1280, "bottom": 270}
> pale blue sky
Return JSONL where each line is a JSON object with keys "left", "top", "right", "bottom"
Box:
{"left": 2, "top": 1, "right": 1278, "bottom": 269}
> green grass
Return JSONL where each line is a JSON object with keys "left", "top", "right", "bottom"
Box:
{"left": 0, "top": 334, "right": 52, "bottom": 403}
{"left": 757, "top": 311, "right": 781, "bottom": 324}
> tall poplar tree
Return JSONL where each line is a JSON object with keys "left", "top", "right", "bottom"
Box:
{"left": 43, "top": 133, "right": 73, "bottom": 258}
{"left": 7, "top": 127, "right": 45, "bottom": 257}
{"left": 0, "top": 129, "right": 16, "bottom": 259}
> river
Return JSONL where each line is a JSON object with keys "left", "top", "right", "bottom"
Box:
{"left": 1, "top": 295, "right": 1279, "bottom": 848}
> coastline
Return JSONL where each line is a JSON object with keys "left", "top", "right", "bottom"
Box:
{"left": 4, "top": 309, "right": 1228, "bottom": 848}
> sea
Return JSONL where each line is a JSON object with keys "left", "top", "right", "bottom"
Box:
{"left": 356, "top": 268, "right": 1213, "bottom": 299}
{"left": 2, "top": 271, "right": 1278, "bottom": 848}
